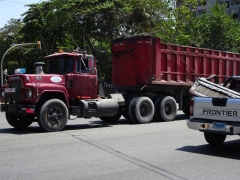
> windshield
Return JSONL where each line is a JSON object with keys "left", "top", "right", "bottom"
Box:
{"left": 46, "top": 57, "right": 73, "bottom": 74}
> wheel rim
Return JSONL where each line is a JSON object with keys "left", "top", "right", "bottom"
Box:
{"left": 47, "top": 107, "right": 62, "bottom": 125}
{"left": 165, "top": 102, "right": 173, "bottom": 115}
{"left": 140, "top": 103, "right": 150, "bottom": 117}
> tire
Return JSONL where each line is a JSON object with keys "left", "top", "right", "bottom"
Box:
{"left": 204, "top": 132, "right": 226, "bottom": 145}
{"left": 128, "top": 97, "right": 140, "bottom": 123}
{"left": 153, "top": 96, "right": 162, "bottom": 121}
{"left": 130, "top": 96, "right": 154, "bottom": 124}
{"left": 38, "top": 99, "right": 68, "bottom": 132}
{"left": 6, "top": 112, "right": 33, "bottom": 128}
{"left": 182, "top": 106, "right": 190, "bottom": 116}
{"left": 154, "top": 96, "right": 177, "bottom": 122}
{"left": 182, "top": 95, "right": 191, "bottom": 115}
{"left": 99, "top": 112, "right": 122, "bottom": 123}
{"left": 122, "top": 97, "right": 138, "bottom": 123}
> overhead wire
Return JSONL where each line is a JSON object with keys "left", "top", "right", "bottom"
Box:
{"left": 0, "top": 0, "right": 26, "bottom": 5}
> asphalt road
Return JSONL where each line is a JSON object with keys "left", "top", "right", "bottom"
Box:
{"left": 0, "top": 111, "right": 240, "bottom": 180}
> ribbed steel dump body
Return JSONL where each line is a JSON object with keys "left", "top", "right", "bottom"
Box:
{"left": 190, "top": 77, "right": 240, "bottom": 98}
{"left": 111, "top": 34, "right": 240, "bottom": 87}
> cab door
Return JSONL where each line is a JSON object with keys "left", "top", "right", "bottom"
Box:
{"left": 72, "top": 58, "right": 98, "bottom": 99}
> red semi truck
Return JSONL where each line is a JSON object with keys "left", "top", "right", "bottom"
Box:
{"left": 1, "top": 34, "right": 240, "bottom": 131}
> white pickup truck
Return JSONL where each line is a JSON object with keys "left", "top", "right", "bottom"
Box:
{"left": 187, "top": 76, "right": 240, "bottom": 145}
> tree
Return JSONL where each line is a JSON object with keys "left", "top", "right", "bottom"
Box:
{"left": 21, "top": 0, "right": 170, "bottom": 82}
{"left": 157, "top": 1, "right": 240, "bottom": 52}
{"left": 0, "top": 19, "right": 30, "bottom": 74}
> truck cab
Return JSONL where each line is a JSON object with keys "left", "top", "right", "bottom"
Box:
{"left": 45, "top": 51, "right": 98, "bottom": 99}
{"left": 0, "top": 50, "right": 124, "bottom": 132}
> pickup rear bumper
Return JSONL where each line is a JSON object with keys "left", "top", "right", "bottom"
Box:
{"left": 187, "top": 118, "right": 240, "bottom": 135}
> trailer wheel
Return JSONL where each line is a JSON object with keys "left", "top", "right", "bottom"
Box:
{"left": 99, "top": 112, "right": 122, "bottom": 123}
{"left": 182, "top": 95, "right": 191, "bottom": 115}
{"left": 182, "top": 106, "right": 190, "bottom": 116}
{"left": 38, "top": 99, "right": 68, "bottom": 132}
{"left": 204, "top": 132, "right": 226, "bottom": 145}
{"left": 6, "top": 112, "right": 33, "bottom": 128}
{"left": 130, "top": 96, "right": 154, "bottom": 124}
{"left": 155, "top": 96, "right": 177, "bottom": 122}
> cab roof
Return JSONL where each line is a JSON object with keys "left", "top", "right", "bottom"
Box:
{"left": 45, "top": 52, "right": 91, "bottom": 59}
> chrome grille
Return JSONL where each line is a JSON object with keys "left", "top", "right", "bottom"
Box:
{"left": 9, "top": 81, "right": 22, "bottom": 102}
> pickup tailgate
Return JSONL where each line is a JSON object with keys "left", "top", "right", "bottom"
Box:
{"left": 194, "top": 97, "right": 240, "bottom": 122}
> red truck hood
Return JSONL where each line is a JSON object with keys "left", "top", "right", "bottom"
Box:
{"left": 8, "top": 74, "right": 66, "bottom": 85}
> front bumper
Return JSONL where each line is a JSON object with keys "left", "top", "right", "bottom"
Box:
{"left": 1, "top": 103, "right": 35, "bottom": 115}
{"left": 187, "top": 118, "right": 240, "bottom": 135}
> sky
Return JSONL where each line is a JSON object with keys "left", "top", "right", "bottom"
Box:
{"left": 0, "top": 0, "right": 42, "bottom": 28}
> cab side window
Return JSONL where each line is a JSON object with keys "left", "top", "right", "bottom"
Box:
{"left": 229, "top": 80, "right": 240, "bottom": 92}
{"left": 76, "top": 58, "right": 88, "bottom": 73}
{"left": 76, "top": 59, "right": 80, "bottom": 73}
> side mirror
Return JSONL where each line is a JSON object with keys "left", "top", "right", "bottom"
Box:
{"left": 88, "top": 56, "right": 94, "bottom": 71}
{"left": 3, "top": 69, "right": 8, "bottom": 85}
{"left": 3, "top": 69, "right": 7, "bottom": 75}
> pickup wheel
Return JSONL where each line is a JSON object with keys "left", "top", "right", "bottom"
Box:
{"left": 154, "top": 96, "right": 177, "bottom": 122}
{"left": 38, "top": 99, "right": 68, "bottom": 132}
{"left": 204, "top": 132, "right": 226, "bottom": 145}
{"left": 6, "top": 112, "right": 33, "bottom": 128}
{"left": 99, "top": 112, "right": 122, "bottom": 123}
{"left": 130, "top": 96, "right": 154, "bottom": 124}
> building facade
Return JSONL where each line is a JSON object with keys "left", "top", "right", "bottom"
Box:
{"left": 196, "top": 0, "right": 240, "bottom": 20}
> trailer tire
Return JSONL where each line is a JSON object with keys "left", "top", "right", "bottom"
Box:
{"left": 182, "top": 95, "right": 191, "bottom": 115}
{"left": 204, "top": 132, "right": 226, "bottom": 145}
{"left": 155, "top": 96, "right": 177, "bottom": 122}
{"left": 6, "top": 112, "right": 33, "bottom": 128}
{"left": 130, "top": 96, "right": 154, "bottom": 124}
{"left": 99, "top": 112, "right": 122, "bottom": 123}
{"left": 182, "top": 106, "right": 190, "bottom": 116}
{"left": 38, "top": 99, "right": 68, "bottom": 132}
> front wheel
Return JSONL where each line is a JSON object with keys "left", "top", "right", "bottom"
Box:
{"left": 6, "top": 112, "right": 33, "bottom": 128}
{"left": 204, "top": 132, "right": 226, "bottom": 145}
{"left": 38, "top": 99, "right": 68, "bottom": 132}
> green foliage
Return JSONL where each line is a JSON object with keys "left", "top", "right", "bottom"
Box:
{"left": 162, "top": 1, "right": 240, "bottom": 52}
{"left": 1, "top": 0, "right": 240, "bottom": 83}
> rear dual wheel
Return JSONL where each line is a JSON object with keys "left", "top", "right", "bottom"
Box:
{"left": 128, "top": 96, "right": 154, "bottom": 124}
{"left": 154, "top": 96, "right": 177, "bottom": 122}
{"left": 122, "top": 97, "right": 138, "bottom": 123}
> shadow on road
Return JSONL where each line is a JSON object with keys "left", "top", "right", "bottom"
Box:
{"left": 0, "top": 113, "right": 188, "bottom": 134}
{"left": 0, "top": 122, "right": 113, "bottom": 134}
{"left": 174, "top": 113, "right": 189, "bottom": 121}
{"left": 0, "top": 126, "right": 43, "bottom": 134}
{"left": 176, "top": 139, "right": 240, "bottom": 160}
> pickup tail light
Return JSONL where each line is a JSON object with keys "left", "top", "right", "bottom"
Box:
{"left": 190, "top": 98, "right": 194, "bottom": 116}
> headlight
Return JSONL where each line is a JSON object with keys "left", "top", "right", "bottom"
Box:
{"left": 26, "top": 89, "right": 32, "bottom": 98}
{"left": 1, "top": 90, "right": 5, "bottom": 97}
